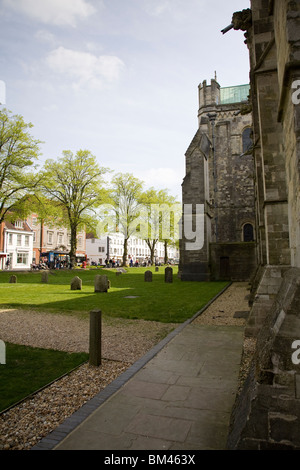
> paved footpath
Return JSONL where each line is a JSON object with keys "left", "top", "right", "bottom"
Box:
{"left": 33, "top": 318, "right": 244, "bottom": 450}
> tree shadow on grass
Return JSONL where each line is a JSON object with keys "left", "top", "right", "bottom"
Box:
{"left": 0, "top": 268, "right": 229, "bottom": 322}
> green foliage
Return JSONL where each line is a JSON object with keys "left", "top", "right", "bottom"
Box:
{"left": 40, "top": 150, "right": 110, "bottom": 262}
{"left": 103, "top": 173, "right": 145, "bottom": 265}
{"left": 0, "top": 108, "right": 42, "bottom": 223}
{"left": 139, "top": 187, "right": 181, "bottom": 263}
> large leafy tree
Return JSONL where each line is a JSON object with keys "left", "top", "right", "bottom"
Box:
{"left": 140, "top": 188, "right": 181, "bottom": 264}
{"left": 108, "top": 173, "right": 144, "bottom": 266}
{"left": 41, "top": 149, "right": 109, "bottom": 266}
{"left": 0, "top": 108, "right": 41, "bottom": 223}
{"left": 139, "top": 188, "right": 162, "bottom": 265}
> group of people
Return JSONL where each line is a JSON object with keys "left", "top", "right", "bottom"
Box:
{"left": 104, "top": 257, "right": 156, "bottom": 268}
{"left": 129, "top": 258, "right": 153, "bottom": 267}
{"left": 105, "top": 258, "right": 120, "bottom": 268}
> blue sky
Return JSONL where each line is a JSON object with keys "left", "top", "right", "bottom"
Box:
{"left": 0, "top": 0, "right": 250, "bottom": 199}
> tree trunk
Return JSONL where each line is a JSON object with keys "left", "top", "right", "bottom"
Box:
{"left": 150, "top": 244, "right": 156, "bottom": 265}
{"left": 69, "top": 224, "right": 77, "bottom": 268}
{"left": 164, "top": 240, "right": 168, "bottom": 264}
{"left": 122, "top": 237, "right": 128, "bottom": 266}
{"left": 146, "top": 239, "right": 157, "bottom": 265}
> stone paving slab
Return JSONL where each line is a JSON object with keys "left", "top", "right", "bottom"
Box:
{"left": 52, "top": 324, "right": 244, "bottom": 450}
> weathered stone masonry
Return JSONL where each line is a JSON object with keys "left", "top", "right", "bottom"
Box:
{"left": 179, "top": 78, "right": 257, "bottom": 281}
{"left": 223, "top": 0, "right": 300, "bottom": 450}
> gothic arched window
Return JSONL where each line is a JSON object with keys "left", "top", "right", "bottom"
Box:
{"left": 242, "top": 127, "right": 253, "bottom": 154}
{"left": 243, "top": 223, "right": 254, "bottom": 242}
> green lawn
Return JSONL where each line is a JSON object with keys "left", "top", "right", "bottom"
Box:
{"left": 0, "top": 343, "right": 88, "bottom": 412}
{"left": 0, "top": 266, "right": 228, "bottom": 323}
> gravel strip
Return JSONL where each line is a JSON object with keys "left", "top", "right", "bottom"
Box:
{"left": 0, "top": 309, "right": 178, "bottom": 363}
{"left": 0, "top": 282, "right": 255, "bottom": 451}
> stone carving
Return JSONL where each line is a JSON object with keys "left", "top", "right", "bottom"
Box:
{"left": 232, "top": 9, "right": 252, "bottom": 31}
{"left": 221, "top": 8, "right": 252, "bottom": 35}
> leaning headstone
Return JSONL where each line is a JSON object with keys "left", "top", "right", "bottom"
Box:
{"left": 165, "top": 267, "right": 173, "bottom": 283}
{"left": 144, "top": 270, "right": 152, "bottom": 282}
{"left": 41, "top": 271, "right": 48, "bottom": 283}
{"left": 71, "top": 276, "right": 82, "bottom": 290}
{"left": 94, "top": 274, "right": 109, "bottom": 293}
{"left": 9, "top": 275, "right": 17, "bottom": 284}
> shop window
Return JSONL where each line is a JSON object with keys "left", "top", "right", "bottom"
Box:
{"left": 17, "top": 252, "right": 28, "bottom": 264}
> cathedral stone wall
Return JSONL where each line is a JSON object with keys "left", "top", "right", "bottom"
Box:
{"left": 225, "top": 0, "right": 300, "bottom": 449}
{"left": 180, "top": 78, "right": 257, "bottom": 281}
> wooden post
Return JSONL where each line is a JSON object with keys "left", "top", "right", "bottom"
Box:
{"left": 89, "top": 309, "right": 102, "bottom": 366}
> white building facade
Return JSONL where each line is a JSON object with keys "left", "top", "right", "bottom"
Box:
{"left": 86, "top": 232, "right": 179, "bottom": 266}
{"left": 2, "top": 220, "right": 34, "bottom": 270}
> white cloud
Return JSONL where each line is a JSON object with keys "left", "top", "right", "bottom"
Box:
{"left": 3, "top": 0, "right": 97, "bottom": 27}
{"left": 144, "top": 1, "right": 170, "bottom": 17}
{"left": 137, "top": 167, "right": 183, "bottom": 198}
{"left": 35, "top": 29, "right": 57, "bottom": 46}
{"left": 45, "top": 46, "right": 125, "bottom": 90}
{"left": 143, "top": 0, "right": 198, "bottom": 19}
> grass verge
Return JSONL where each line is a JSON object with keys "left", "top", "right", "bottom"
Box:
{"left": 0, "top": 266, "right": 228, "bottom": 323}
{"left": 0, "top": 343, "right": 88, "bottom": 413}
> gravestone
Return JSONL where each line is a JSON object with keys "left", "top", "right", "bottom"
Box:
{"left": 9, "top": 275, "right": 17, "bottom": 283}
{"left": 71, "top": 276, "right": 82, "bottom": 290}
{"left": 155, "top": 267, "right": 159, "bottom": 272}
{"left": 165, "top": 267, "right": 173, "bottom": 283}
{"left": 41, "top": 271, "right": 48, "bottom": 283}
{"left": 116, "top": 271, "right": 122, "bottom": 276}
{"left": 94, "top": 274, "right": 109, "bottom": 293}
{"left": 144, "top": 270, "right": 152, "bottom": 282}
